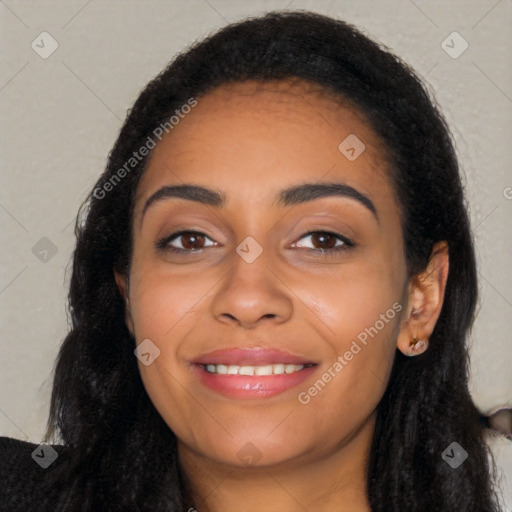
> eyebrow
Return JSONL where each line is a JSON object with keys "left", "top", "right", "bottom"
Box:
{"left": 140, "top": 181, "right": 378, "bottom": 224}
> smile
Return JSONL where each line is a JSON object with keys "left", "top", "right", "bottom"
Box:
{"left": 192, "top": 362, "right": 317, "bottom": 399}
{"left": 203, "top": 363, "right": 314, "bottom": 375}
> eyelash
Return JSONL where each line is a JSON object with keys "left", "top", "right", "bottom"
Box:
{"left": 156, "top": 230, "right": 355, "bottom": 256}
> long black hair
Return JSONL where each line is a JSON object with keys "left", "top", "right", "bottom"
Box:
{"left": 41, "top": 10, "right": 502, "bottom": 511}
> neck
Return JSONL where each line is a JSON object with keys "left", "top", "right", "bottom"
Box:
{"left": 178, "top": 413, "right": 375, "bottom": 512}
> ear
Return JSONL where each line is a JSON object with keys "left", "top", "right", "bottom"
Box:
{"left": 397, "top": 241, "right": 449, "bottom": 356}
{"left": 114, "top": 269, "right": 134, "bottom": 336}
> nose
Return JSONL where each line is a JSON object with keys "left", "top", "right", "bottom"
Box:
{"left": 211, "top": 246, "right": 293, "bottom": 329}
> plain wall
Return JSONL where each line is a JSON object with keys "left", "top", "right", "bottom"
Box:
{"left": 1, "top": 0, "right": 511, "bottom": 508}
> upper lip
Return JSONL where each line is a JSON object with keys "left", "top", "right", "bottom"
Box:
{"left": 191, "top": 347, "right": 318, "bottom": 366}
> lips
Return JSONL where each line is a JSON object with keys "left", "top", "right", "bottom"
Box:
{"left": 191, "top": 347, "right": 318, "bottom": 366}
{"left": 190, "top": 347, "right": 319, "bottom": 399}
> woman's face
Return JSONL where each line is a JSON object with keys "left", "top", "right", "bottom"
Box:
{"left": 119, "top": 79, "right": 411, "bottom": 468}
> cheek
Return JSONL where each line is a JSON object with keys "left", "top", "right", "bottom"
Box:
{"left": 128, "top": 264, "right": 214, "bottom": 341}
{"left": 292, "top": 257, "right": 403, "bottom": 410}
{"left": 127, "top": 268, "right": 215, "bottom": 439}
{"left": 293, "top": 253, "right": 403, "bottom": 346}
{"left": 294, "top": 300, "right": 401, "bottom": 441}
{"left": 127, "top": 267, "right": 203, "bottom": 396}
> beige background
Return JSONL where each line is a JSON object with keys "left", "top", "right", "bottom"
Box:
{"left": 1, "top": 0, "right": 511, "bottom": 508}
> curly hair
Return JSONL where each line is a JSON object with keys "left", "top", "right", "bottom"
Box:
{"left": 40, "top": 10, "right": 502, "bottom": 511}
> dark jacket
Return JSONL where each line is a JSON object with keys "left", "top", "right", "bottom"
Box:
{"left": 0, "top": 435, "right": 70, "bottom": 512}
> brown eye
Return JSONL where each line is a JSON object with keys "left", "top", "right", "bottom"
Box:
{"left": 180, "top": 232, "right": 206, "bottom": 250}
{"left": 156, "top": 231, "right": 216, "bottom": 253}
{"left": 310, "top": 232, "right": 338, "bottom": 250}
{"left": 293, "top": 231, "right": 354, "bottom": 253}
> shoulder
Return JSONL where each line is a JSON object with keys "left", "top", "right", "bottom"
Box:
{"left": 0, "top": 435, "right": 71, "bottom": 512}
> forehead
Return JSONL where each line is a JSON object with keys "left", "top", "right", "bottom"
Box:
{"left": 134, "top": 79, "right": 395, "bottom": 214}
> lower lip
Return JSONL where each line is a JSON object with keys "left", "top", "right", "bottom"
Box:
{"left": 192, "top": 364, "right": 317, "bottom": 399}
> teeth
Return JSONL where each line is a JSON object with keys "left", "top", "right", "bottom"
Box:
{"left": 285, "top": 364, "right": 298, "bottom": 374}
{"left": 216, "top": 364, "right": 228, "bottom": 374}
{"left": 204, "top": 363, "right": 306, "bottom": 375}
{"left": 255, "top": 365, "right": 273, "bottom": 375}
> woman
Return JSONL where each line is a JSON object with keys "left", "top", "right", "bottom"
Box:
{"left": 0, "top": 10, "right": 505, "bottom": 511}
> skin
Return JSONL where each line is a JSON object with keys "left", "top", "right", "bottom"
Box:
{"left": 115, "top": 79, "right": 449, "bottom": 512}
